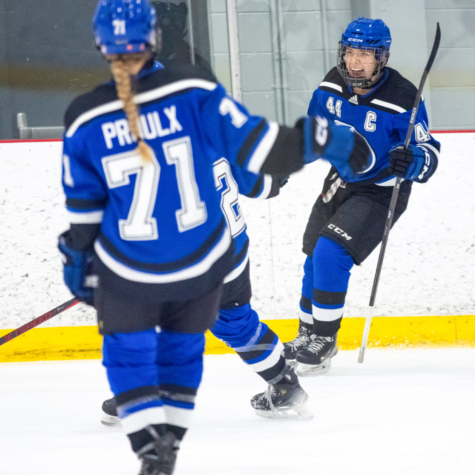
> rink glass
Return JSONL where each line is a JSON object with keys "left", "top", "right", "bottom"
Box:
{"left": 0, "top": 0, "right": 474, "bottom": 139}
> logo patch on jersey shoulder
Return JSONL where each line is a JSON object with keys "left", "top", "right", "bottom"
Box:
{"left": 349, "top": 95, "right": 358, "bottom": 105}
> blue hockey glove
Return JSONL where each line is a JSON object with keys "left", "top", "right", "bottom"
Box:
{"left": 303, "top": 117, "right": 370, "bottom": 179}
{"left": 58, "top": 231, "right": 95, "bottom": 306}
{"left": 389, "top": 144, "right": 426, "bottom": 180}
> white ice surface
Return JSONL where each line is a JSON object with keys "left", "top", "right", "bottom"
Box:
{"left": 1, "top": 134, "right": 475, "bottom": 329}
{"left": 1, "top": 350, "right": 474, "bottom": 475}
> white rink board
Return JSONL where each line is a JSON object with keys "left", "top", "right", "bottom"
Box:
{"left": 1, "top": 134, "right": 474, "bottom": 330}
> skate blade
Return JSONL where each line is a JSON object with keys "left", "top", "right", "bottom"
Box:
{"left": 101, "top": 413, "right": 120, "bottom": 426}
{"left": 296, "top": 358, "right": 332, "bottom": 377}
{"left": 254, "top": 399, "right": 314, "bottom": 421}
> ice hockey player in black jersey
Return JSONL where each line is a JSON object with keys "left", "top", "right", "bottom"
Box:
{"left": 283, "top": 17, "right": 440, "bottom": 376}
{"left": 58, "top": 1, "right": 370, "bottom": 473}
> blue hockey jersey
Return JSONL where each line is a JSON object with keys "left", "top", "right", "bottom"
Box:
{"left": 308, "top": 67, "right": 440, "bottom": 185}
{"left": 212, "top": 158, "right": 282, "bottom": 283}
{"left": 61, "top": 64, "right": 325, "bottom": 302}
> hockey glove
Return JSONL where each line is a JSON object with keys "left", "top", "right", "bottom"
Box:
{"left": 389, "top": 144, "right": 426, "bottom": 181}
{"left": 58, "top": 231, "right": 95, "bottom": 306}
{"left": 302, "top": 116, "right": 370, "bottom": 179}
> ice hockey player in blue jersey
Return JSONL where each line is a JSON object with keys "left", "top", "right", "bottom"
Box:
{"left": 99, "top": 2, "right": 310, "bottom": 425}
{"left": 283, "top": 17, "right": 440, "bottom": 376}
{"left": 58, "top": 1, "right": 371, "bottom": 473}
{"left": 103, "top": 167, "right": 311, "bottom": 424}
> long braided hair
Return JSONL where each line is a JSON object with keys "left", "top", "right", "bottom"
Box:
{"left": 110, "top": 55, "right": 153, "bottom": 163}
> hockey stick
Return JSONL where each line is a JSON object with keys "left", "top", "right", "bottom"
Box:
{"left": 0, "top": 298, "right": 79, "bottom": 347}
{"left": 358, "top": 23, "right": 441, "bottom": 364}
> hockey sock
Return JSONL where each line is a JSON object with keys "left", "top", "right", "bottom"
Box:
{"left": 156, "top": 329, "right": 206, "bottom": 442}
{"left": 103, "top": 330, "right": 168, "bottom": 452}
{"left": 212, "top": 304, "right": 286, "bottom": 384}
{"left": 312, "top": 237, "right": 354, "bottom": 337}
{"left": 300, "top": 255, "right": 316, "bottom": 327}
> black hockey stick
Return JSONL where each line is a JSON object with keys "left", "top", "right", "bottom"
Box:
{"left": 358, "top": 23, "right": 441, "bottom": 363}
{"left": 0, "top": 298, "right": 79, "bottom": 347}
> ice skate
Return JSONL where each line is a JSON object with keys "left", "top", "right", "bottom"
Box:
{"left": 283, "top": 322, "right": 313, "bottom": 364}
{"left": 250, "top": 365, "right": 313, "bottom": 420}
{"left": 138, "top": 427, "right": 177, "bottom": 475}
{"left": 296, "top": 333, "right": 338, "bottom": 376}
{"left": 101, "top": 397, "right": 120, "bottom": 426}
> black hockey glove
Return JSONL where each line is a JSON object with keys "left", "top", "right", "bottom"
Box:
{"left": 389, "top": 144, "right": 426, "bottom": 181}
{"left": 58, "top": 231, "right": 96, "bottom": 306}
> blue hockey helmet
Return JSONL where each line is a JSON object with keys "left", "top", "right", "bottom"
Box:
{"left": 93, "top": 0, "right": 157, "bottom": 55}
{"left": 337, "top": 17, "right": 392, "bottom": 89}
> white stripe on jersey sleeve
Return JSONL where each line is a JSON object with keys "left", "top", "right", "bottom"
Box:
{"left": 66, "top": 79, "right": 218, "bottom": 138}
{"left": 94, "top": 227, "right": 231, "bottom": 284}
{"left": 256, "top": 175, "right": 273, "bottom": 200}
{"left": 370, "top": 99, "right": 407, "bottom": 114}
{"left": 67, "top": 209, "right": 104, "bottom": 224}
{"left": 247, "top": 122, "right": 280, "bottom": 174}
{"left": 319, "top": 82, "right": 343, "bottom": 93}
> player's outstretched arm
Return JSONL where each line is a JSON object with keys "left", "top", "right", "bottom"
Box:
{"left": 202, "top": 84, "right": 370, "bottom": 180}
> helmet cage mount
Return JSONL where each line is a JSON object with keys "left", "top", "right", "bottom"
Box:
{"left": 337, "top": 42, "right": 389, "bottom": 89}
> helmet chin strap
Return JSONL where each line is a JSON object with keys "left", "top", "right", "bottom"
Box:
{"left": 358, "top": 67, "right": 383, "bottom": 90}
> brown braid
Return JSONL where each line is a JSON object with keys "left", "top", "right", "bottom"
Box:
{"left": 110, "top": 56, "right": 153, "bottom": 163}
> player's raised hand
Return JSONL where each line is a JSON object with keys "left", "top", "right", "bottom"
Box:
{"left": 302, "top": 116, "right": 370, "bottom": 179}
{"left": 323, "top": 122, "right": 370, "bottom": 179}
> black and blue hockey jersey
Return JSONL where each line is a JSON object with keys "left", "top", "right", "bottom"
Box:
{"left": 308, "top": 67, "right": 440, "bottom": 185}
{"left": 61, "top": 64, "right": 322, "bottom": 302}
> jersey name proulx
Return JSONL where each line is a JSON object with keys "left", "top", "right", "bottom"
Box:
{"left": 101, "top": 104, "right": 183, "bottom": 149}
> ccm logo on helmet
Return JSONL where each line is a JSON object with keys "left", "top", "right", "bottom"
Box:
{"left": 348, "top": 38, "right": 363, "bottom": 42}
{"left": 328, "top": 224, "right": 352, "bottom": 241}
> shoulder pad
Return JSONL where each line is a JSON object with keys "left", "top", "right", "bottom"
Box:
{"left": 318, "top": 67, "right": 346, "bottom": 95}
{"left": 372, "top": 67, "right": 418, "bottom": 113}
{"left": 64, "top": 83, "right": 117, "bottom": 131}
{"left": 64, "top": 63, "right": 218, "bottom": 134}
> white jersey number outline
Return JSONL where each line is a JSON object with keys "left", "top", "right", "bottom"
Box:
{"left": 213, "top": 158, "right": 246, "bottom": 237}
{"left": 102, "top": 136, "right": 206, "bottom": 240}
{"left": 326, "top": 96, "right": 342, "bottom": 118}
{"left": 163, "top": 136, "right": 207, "bottom": 232}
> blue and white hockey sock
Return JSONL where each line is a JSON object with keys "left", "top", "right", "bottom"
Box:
{"left": 311, "top": 237, "right": 353, "bottom": 336}
{"left": 102, "top": 329, "right": 166, "bottom": 453}
{"left": 156, "top": 329, "right": 205, "bottom": 442}
{"left": 212, "top": 304, "right": 286, "bottom": 384}
{"left": 300, "top": 255, "right": 317, "bottom": 329}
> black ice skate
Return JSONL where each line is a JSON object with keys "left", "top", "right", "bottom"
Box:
{"left": 250, "top": 365, "right": 313, "bottom": 420}
{"left": 296, "top": 333, "right": 338, "bottom": 376}
{"left": 138, "top": 427, "right": 178, "bottom": 475}
{"left": 101, "top": 397, "right": 120, "bottom": 426}
{"left": 283, "top": 322, "right": 313, "bottom": 363}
